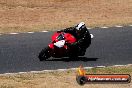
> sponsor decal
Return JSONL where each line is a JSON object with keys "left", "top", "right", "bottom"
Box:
{"left": 76, "top": 66, "right": 131, "bottom": 85}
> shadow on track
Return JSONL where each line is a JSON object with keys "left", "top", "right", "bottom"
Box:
{"left": 46, "top": 57, "right": 99, "bottom": 62}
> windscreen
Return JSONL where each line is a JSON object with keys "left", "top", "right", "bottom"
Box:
{"left": 57, "top": 34, "right": 65, "bottom": 41}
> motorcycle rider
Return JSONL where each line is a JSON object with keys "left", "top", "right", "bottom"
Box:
{"left": 57, "top": 22, "right": 91, "bottom": 56}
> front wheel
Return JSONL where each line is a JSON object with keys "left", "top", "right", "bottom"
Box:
{"left": 38, "top": 47, "right": 51, "bottom": 61}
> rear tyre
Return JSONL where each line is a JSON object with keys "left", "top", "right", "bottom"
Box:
{"left": 38, "top": 47, "right": 51, "bottom": 61}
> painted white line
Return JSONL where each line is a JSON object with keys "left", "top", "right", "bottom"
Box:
{"left": 0, "top": 34, "right": 2, "bottom": 35}
{"left": 129, "top": 25, "right": 132, "bottom": 26}
{"left": 18, "top": 72, "right": 27, "bottom": 74}
{"left": 96, "top": 66, "right": 106, "bottom": 68}
{"left": 115, "top": 25, "right": 123, "bottom": 27}
{"left": 41, "top": 31, "right": 48, "bottom": 32}
{"left": 84, "top": 67, "right": 94, "bottom": 69}
{"left": 42, "top": 70, "right": 55, "bottom": 72}
{"left": 10, "top": 33, "right": 19, "bottom": 35}
{"left": 114, "top": 65, "right": 126, "bottom": 67}
{"left": 101, "top": 27, "right": 108, "bottom": 29}
{"left": 87, "top": 28, "right": 92, "bottom": 29}
{"left": 70, "top": 68, "right": 77, "bottom": 70}
{"left": 4, "top": 73, "right": 13, "bottom": 75}
{"left": 30, "top": 71, "right": 43, "bottom": 73}
{"left": 27, "top": 32, "right": 34, "bottom": 33}
{"left": 127, "top": 64, "right": 132, "bottom": 66}
{"left": 57, "top": 69, "right": 67, "bottom": 71}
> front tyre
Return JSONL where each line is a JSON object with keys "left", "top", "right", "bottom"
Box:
{"left": 38, "top": 47, "right": 51, "bottom": 61}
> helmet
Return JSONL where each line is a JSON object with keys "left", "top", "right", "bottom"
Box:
{"left": 75, "top": 22, "right": 86, "bottom": 31}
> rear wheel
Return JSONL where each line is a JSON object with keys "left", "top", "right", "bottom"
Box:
{"left": 38, "top": 47, "right": 51, "bottom": 61}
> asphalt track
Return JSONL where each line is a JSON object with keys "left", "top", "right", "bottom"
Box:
{"left": 0, "top": 26, "right": 132, "bottom": 74}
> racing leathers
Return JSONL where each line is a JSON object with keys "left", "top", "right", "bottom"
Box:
{"left": 58, "top": 26, "right": 91, "bottom": 56}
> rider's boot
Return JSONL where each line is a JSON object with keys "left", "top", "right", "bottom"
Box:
{"left": 78, "top": 48, "right": 86, "bottom": 56}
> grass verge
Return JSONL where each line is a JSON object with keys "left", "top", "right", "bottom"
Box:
{"left": 0, "top": 0, "right": 132, "bottom": 33}
{"left": 0, "top": 65, "right": 132, "bottom": 88}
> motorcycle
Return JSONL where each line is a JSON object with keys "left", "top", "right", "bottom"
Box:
{"left": 38, "top": 31, "right": 94, "bottom": 61}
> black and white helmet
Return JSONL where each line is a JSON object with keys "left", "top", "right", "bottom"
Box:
{"left": 75, "top": 22, "right": 86, "bottom": 31}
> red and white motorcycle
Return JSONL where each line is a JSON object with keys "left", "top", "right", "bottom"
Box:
{"left": 38, "top": 31, "right": 94, "bottom": 61}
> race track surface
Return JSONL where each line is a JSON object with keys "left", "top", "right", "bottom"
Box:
{"left": 0, "top": 26, "right": 132, "bottom": 74}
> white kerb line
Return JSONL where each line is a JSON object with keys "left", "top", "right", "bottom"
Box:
{"left": 27, "top": 32, "right": 34, "bottom": 33}
{"left": 10, "top": 33, "right": 19, "bottom": 35}
{"left": 41, "top": 31, "right": 48, "bottom": 32}
{"left": 115, "top": 25, "right": 123, "bottom": 27}
{"left": 101, "top": 27, "right": 108, "bottom": 28}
